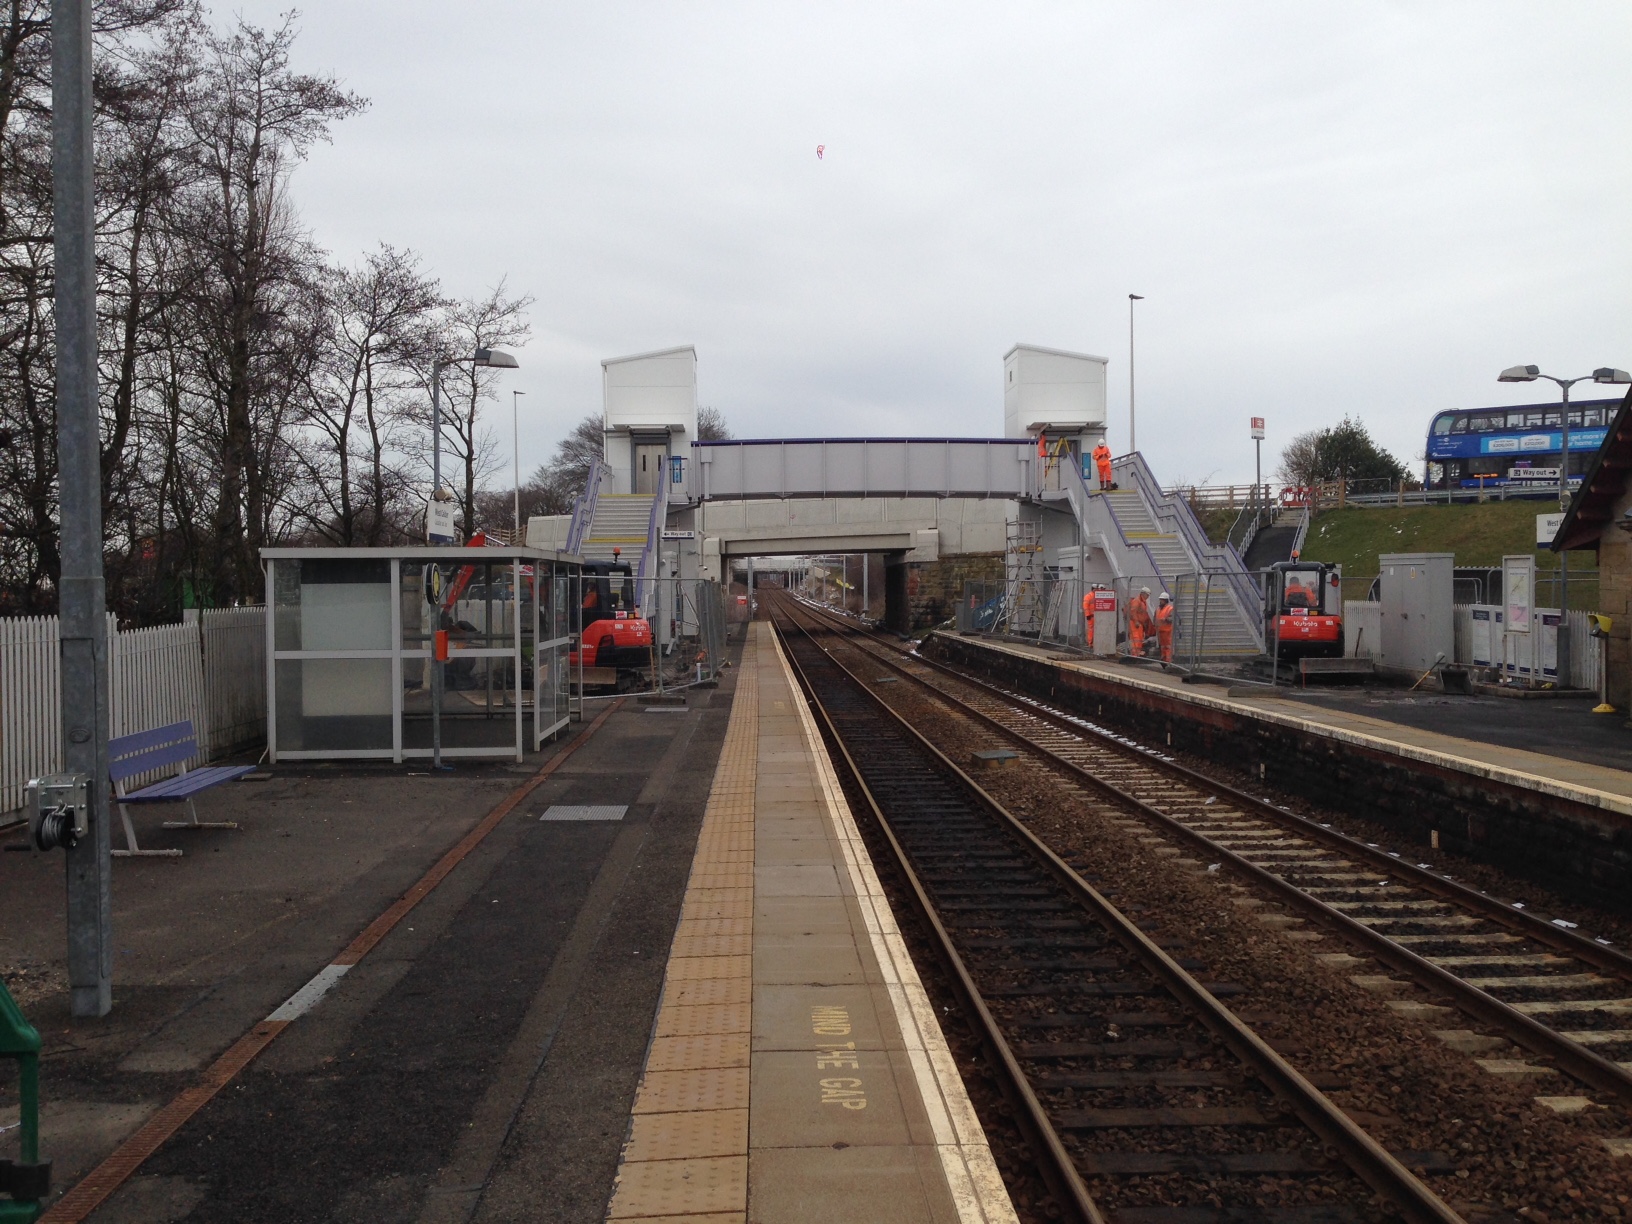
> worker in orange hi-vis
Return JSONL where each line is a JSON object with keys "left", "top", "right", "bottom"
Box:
{"left": 1082, "top": 588, "right": 1095, "bottom": 650}
{"left": 1155, "top": 591, "right": 1175, "bottom": 662}
{"left": 1127, "top": 586, "right": 1152, "bottom": 657}
{"left": 1092, "top": 439, "right": 1114, "bottom": 490}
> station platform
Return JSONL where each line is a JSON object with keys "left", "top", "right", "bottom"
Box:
{"left": 940, "top": 633, "right": 1632, "bottom": 814}
{"left": 603, "top": 623, "right": 1013, "bottom": 1224}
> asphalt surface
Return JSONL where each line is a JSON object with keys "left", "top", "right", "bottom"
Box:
{"left": 1282, "top": 687, "right": 1632, "bottom": 774}
{"left": 0, "top": 663, "right": 737, "bottom": 1224}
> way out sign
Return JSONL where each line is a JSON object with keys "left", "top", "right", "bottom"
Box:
{"left": 426, "top": 499, "right": 457, "bottom": 543}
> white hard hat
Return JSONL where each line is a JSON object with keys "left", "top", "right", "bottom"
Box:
{"left": 1158, "top": 592, "right": 1171, "bottom": 603}
{"left": 1139, "top": 586, "right": 1151, "bottom": 596}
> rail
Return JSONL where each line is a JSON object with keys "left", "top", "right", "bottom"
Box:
{"left": 773, "top": 595, "right": 1464, "bottom": 1224}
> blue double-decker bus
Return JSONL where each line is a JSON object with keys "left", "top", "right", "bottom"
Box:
{"left": 1425, "top": 398, "right": 1620, "bottom": 491}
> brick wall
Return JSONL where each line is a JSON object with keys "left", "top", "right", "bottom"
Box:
{"left": 904, "top": 554, "right": 1003, "bottom": 631}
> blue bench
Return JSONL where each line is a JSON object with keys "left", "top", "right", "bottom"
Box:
{"left": 109, "top": 721, "right": 255, "bottom": 858}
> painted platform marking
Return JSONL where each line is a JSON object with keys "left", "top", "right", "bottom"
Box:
{"left": 541, "top": 804, "right": 629, "bottom": 821}
{"left": 265, "top": 963, "right": 351, "bottom": 1022}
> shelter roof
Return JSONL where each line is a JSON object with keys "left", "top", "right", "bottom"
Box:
{"left": 1553, "top": 386, "right": 1632, "bottom": 552}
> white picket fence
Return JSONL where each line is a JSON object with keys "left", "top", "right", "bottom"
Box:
{"left": 0, "top": 607, "right": 266, "bottom": 815}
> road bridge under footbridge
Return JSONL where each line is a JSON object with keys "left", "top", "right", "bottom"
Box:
{"left": 529, "top": 435, "right": 1265, "bottom": 650}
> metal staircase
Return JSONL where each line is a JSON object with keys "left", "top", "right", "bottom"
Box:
{"left": 580, "top": 493, "right": 656, "bottom": 563}
{"left": 1063, "top": 455, "right": 1264, "bottom": 658}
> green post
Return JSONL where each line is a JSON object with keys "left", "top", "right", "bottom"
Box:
{"left": 0, "top": 980, "right": 46, "bottom": 1223}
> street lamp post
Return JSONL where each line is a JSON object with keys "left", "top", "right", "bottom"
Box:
{"left": 1498, "top": 364, "right": 1631, "bottom": 686}
{"left": 512, "top": 389, "right": 525, "bottom": 539}
{"left": 1128, "top": 294, "right": 1144, "bottom": 453}
{"left": 427, "top": 347, "right": 518, "bottom": 769}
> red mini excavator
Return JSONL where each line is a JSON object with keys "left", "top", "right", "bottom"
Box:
{"left": 1265, "top": 559, "right": 1343, "bottom": 660}
{"left": 569, "top": 548, "right": 654, "bottom": 678}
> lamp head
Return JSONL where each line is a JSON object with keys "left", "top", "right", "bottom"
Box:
{"left": 474, "top": 348, "right": 519, "bottom": 369}
{"left": 1593, "top": 367, "right": 1631, "bottom": 385}
{"left": 1498, "top": 364, "right": 1540, "bottom": 383}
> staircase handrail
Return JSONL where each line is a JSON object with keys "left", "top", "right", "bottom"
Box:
{"left": 1064, "top": 457, "right": 1169, "bottom": 597}
{"left": 565, "top": 457, "right": 605, "bottom": 556}
{"left": 1289, "top": 504, "right": 1312, "bottom": 558}
{"left": 1225, "top": 486, "right": 1270, "bottom": 555}
{"left": 635, "top": 476, "right": 668, "bottom": 614}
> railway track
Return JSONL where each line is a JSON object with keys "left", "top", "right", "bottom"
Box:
{"left": 789, "top": 597, "right": 1632, "bottom": 1113}
{"left": 768, "top": 596, "right": 1463, "bottom": 1224}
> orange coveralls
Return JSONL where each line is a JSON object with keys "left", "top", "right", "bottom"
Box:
{"left": 1082, "top": 592, "right": 1095, "bottom": 649}
{"left": 1127, "top": 593, "right": 1151, "bottom": 656}
{"left": 1092, "top": 442, "right": 1113, "bottom": 489}
{"left": 1155, "top": 600, "right": 1174, "bottom": 661}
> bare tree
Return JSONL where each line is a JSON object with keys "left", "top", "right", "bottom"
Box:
{"left": 176, "top": 14, "right": 364, "bottom": 601}
{"left": 295, "top": 245, "right": 445, "bottom": 544}
{"left": 418, "top": 281, "right": 533, "bottom": 537}
{"left": 1276, "top": 429, "right": 1323, "bottom": 486}
{"left": 697, "top": 404, "right": 731, "bottom": 441}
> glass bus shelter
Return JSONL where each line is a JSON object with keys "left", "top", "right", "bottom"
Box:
{"left": 261, "top": 546, "right": 582, "bottom": 763}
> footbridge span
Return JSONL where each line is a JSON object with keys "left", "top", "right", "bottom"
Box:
{"left": 527, "top": 343, "right": 1264, "bottom": 653}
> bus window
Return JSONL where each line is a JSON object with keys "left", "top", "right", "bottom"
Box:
{"left": 1431, "top": 414, "right": 1455, "bottom": 436}
{"left": 1450, "top": 417, "right": 1468, "bottom": 433}
{"left": 1506, "top": 412, "right": 1526, "bottom": 428}
{"left": 1543, "top": 411, "right": 1560, "bottom": 427}
{"left": 1567, "top": 409, "right": 1584, "bottom": 428}
{"left": 1584, "top": 407, "right": 1605, "bottom": 427}
{"left": 1525, "top": 411, "right": 1545, "bottom": 427}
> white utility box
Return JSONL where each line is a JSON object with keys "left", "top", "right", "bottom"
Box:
{"left": 1378, "top": 552, "right": 1455, "bottom": 674}
{"left": 1003, "top": 344, "right": 1107, "bottom": 439}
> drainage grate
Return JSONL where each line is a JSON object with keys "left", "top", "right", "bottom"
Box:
{"left": 540, "top": 805, "right": 629, "bottom": 822}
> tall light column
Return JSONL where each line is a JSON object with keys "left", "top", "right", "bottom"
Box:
{"left": 1128, "top": 294, "right": 1144, "bottom": 453}
{"left": 512, "top": 389, "right": 525, "bottom": 538}
{"left": 55, "top": 0, "right": 113, "bottom": 1017}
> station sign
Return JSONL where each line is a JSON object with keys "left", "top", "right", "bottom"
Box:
{"left": 1250, "top": 417, "right": 1265, "bottom": 440}
{"left": 426, "top": 499, "right": 457, "bottom": 544}
{"left": 1535, "top": 512, "right": 1565, "bottom": 548}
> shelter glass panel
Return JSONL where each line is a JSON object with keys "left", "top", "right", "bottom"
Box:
{"left": 274, "top": 658, "right": 392, "bottom": 752}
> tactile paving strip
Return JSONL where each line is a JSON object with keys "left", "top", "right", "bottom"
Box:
{"left": 606, "top": 635, "right": 759, "bottom": 1222}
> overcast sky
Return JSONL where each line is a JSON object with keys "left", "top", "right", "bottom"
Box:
{"left": 234, "top": 2, "right": 1630, "bottom": 487}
